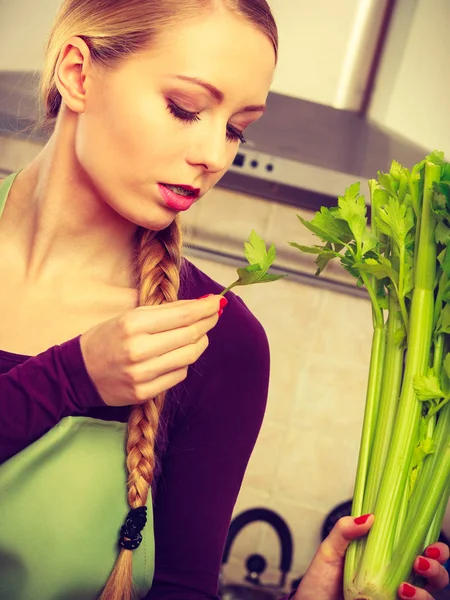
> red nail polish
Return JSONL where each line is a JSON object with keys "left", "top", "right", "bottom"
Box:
{"left": 218, "top": 309, "right": 223, "bottom": 317}
{"left": 417, "top": 557, "right": 430, "bottom": 571}
{"left": 425, "top": 547, "right": 441, "bottom": 560}
{"left": 400, "top": 583, "right": 416, "bottom": 598}
{"left": 219, "top": 297, "right": 228, "bottom": 309}
{"left": 197, "top": 294, "right": 213, "bottom": 299}
{"left": 354, "top": 514, "right": 371, "bottom": 525}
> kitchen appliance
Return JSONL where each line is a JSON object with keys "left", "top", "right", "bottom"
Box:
{"left": 219, "top": 508, "right": 294, "bottom": 600}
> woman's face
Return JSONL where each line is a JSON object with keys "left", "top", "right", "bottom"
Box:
{"left": 68, "top": 9, "right": 275, "bottom": 231}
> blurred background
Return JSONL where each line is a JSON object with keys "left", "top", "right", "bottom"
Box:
{"left": 1, "top": 0, "right": 449, "bottom": 596}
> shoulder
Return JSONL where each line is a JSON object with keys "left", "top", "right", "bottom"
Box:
{"left": 178, "top": 259, "right": 270, "bottom": 412}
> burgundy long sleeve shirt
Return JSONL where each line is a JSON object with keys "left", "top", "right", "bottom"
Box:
{"left": 0, "top": 259, "right": 275, "bottom": 600}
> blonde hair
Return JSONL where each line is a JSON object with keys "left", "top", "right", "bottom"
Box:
{"left": 40, "top": 1, "right": 277, "bottom": 599}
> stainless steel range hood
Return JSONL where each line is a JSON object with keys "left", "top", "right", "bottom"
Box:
{"left": 222, "top": 90, "right": 429, "bottom": 210}
{"left": 0, "top": 69, "right": 429, "bottom": 211}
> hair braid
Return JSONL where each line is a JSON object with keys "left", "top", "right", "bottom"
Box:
{"left": 99, "top": 219, "right": 182, "bottom": 600}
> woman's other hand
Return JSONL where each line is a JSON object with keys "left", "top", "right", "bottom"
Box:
{"left": 293, "top": 515, "right": 449, "bottom": 600}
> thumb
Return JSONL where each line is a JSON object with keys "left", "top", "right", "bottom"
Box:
{"left": 319, "top": 514, "right": 374, "bottom": 563}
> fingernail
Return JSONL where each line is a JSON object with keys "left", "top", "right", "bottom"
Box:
{"left": 354, "top": 514, "right": 371, "bottom": 525}
{"left": 219, "top": 297, "right": 228, "bottom": 309}
{"left": 197, "top": 294, "right": 214, "bottom": 299}
{"left": 218, "top": 309, "right": 223, "bottom": 317}
{"left": 417, "top": 557, "right": 431, "bottom": 571}
{"left": 400, "top": 583, "right": 416, "bottom": 598}
{"left": 425, "top": 547, "right": 441, "bottom": 560}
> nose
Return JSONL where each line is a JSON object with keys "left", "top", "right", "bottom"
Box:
{"left": 186, "top": 123, "right": 231, "bottom": 174}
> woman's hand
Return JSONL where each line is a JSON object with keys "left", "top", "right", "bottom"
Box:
{"left": 80, "top": 295, "right": 223, "bottom": 406}
{"left": 293, "top": 515, "right": 449, "bottom": 600}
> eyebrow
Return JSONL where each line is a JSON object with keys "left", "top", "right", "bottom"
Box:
{"left": 172, "top": 75, "right": 266, "bottom": 113}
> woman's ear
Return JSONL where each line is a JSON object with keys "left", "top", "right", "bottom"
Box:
{"left": 54, "top": 36, "right": 92, "bottom": 114}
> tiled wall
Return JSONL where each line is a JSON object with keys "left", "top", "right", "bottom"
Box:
{"left": 181, "top": 188, "right": 373, "bottom": 593}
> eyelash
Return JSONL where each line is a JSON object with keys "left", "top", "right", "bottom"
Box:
{"left": 167, "top": 100, "right": 247, "bottom": 144}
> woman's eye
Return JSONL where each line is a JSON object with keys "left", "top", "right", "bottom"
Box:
{"left": 226, "top": 125, "right": 247, "bottom": 145}
{"left": 167, "top": 100, "right": 200, "bottom": 123}
{"left": 167, "top": 100, "right": 246, "bottom": 144}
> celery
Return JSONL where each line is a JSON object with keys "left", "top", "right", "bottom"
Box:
{"left": 291, "top": 153, "right": 450, "bottom": 600}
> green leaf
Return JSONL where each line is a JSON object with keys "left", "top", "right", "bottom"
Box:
{"left": 412, "top": 436, "right": 436, "bottom": 472}
{"left": 299, "top": 209, "right": 353, "bottom": 246}
{"left": 289, "top": 243, "right": 326, "bottom": 255}
{"left": 316, "top": 249, "right": 339, "bottom": 275}
{"left": 435, "top": 304, "right": 450, "bottom": 335}
{"left": 378, "top": 171, "right": 399, "bottom": 198}
{"left": 441, "top": 162, "right": 450, "bottom": 182}
{"left": 393, "top": 326, "right": 406, "bottom": 347}
{"left": 259, "top": 273, "right": 286, "bottom": 283}
{"left": 441, "top": 353, "right": 450, "bottom": 397}
{"left": 444, "top": 353, "right": 450, "bottom": 380}
{"left": 375, "top": 197, "right": 415, "bottom": 248}
{"left": 222, "top": 231, "right": 287, "bottom": 293}
{"left": 336, "top": 183, "right": 368, "bottom": 251}
{"left": 414, "top": 370, "right": 444, "bottom": 401}
{"left": 353, "top": 256, "right": 394, "bottom": 281}
{"left": 435, "top": 221, "right": 450, "bottom": 245}
{"left": 361, "top": 229, "right": 378, "bottom": 255}
{"left": 244, "top": 230, "right": 268, "bottom": 266}
{"left": 426, "top": 150, "right": 445, "bottom": 166}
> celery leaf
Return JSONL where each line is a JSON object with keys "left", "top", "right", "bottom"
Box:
{"left": 353, "top": 257, "right": 394, "bottom": 281}
{"left": 298, "top": 210, "right": 352, "bottom": 246}
{"left": 336, "top": 183, "right": 369, "bottom": 254}
{"left": 414, "top": 371, "right": 444, "bottom": 401}
{"left": 221, "top": 231, "right": 286, "bottom": 294}
{"left": 436, "top": 221, "right": 450, "bottom": 245}
{"left": 435, "top": 304, "right": 450, "bottom": 335}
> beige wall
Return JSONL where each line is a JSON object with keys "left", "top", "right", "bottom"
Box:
{"left": 369, "top": 0, "right": 450, "bottom": 155}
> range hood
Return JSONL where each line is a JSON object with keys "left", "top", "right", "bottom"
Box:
{"left": 0, "top": 69, "right": 429, "bottom": 211}
{"left": 222, "top": 90, "right": 429, "bottom": 211}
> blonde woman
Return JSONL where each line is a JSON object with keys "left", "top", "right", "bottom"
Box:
{"left": 0, "top": 2, "right": 447, "bottom": 600}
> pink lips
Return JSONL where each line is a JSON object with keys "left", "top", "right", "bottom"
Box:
{"left": 158, "top": 183, "right": 200, "bottom": 211}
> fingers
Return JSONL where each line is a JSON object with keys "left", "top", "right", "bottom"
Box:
{"left": 123, "top": 313, "right": 218, "bottom": 363}
{"left": 424, "top": 543, "right": 450, "bottom": 565}
{"left": 413, "top": 553, "right": 449, "bottom": 592}
{"left": 128, "top": 334, "right": 209, "bottom": 383}
{"left": 124, "top": 296, "right": 223, "bottom": 335}
{"left": 318, "top": 515, "right": 374, "bottom": 564}
{"left": 397, "top": 544, "right": 450, "bottom": 599}
{"left": 398, "top": 582, "right": 435, "bottom": 599}
{"left": 131, "top": 367, "right": 191, "bottom": 402}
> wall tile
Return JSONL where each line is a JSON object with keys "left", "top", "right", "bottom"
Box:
{"left": 274, "top": 427, "right": 357, "bottom": 513}
{"left": 187, "top": 186, "right": 273, "bottom": 254}
{"left": 308, "top": 290, "right": 373, "bottom": 369}
{"left": 293, "top": 360, "right": 368, "bottom": 436}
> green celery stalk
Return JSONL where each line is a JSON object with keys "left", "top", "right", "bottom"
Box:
{"left": 344, "top": 320, "right": 386, "bottom": 584}
{"left": 387, "top": 400, "right": 450, "bottom": 589}
{"left": 361, "top": 297, "right": 404, "bottom": 516}
{"left": 351, "top": 161, "right": 441, "bottom": 599}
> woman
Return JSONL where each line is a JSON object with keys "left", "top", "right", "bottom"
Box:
{"left": 0, "top": 1, "right": 447, "bottom": 599}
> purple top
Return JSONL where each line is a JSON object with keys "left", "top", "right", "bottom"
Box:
{"left": 0, "top": 259, "right": 275, "bottom": 599}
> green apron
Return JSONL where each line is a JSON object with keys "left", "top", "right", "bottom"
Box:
{"left": 0, "top": 174, "right": 155, "bottom": 599}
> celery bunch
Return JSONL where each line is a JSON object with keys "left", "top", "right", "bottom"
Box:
{"left": 291, "top": 152, "right": 450, "bottom": 599}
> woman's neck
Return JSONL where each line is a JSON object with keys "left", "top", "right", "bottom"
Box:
{"left": 2, "top": 120, "right": 139, "bottom": 288}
